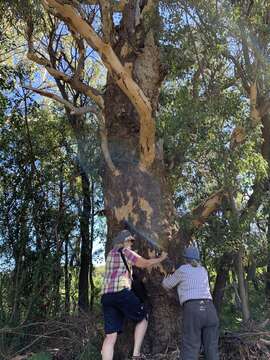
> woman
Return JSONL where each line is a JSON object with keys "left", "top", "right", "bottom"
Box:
{"left": 162, "top": 246, "right": 219, "bottom": 360}
{"left": 101, "top": 229, "right": 167, "bottom": 360}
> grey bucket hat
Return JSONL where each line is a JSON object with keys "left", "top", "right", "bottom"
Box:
{"left": 113, "top": 230, "right": 134, "bottom": 247}
{"left": 183, "top": 246, "right": 200, "bottom": 261}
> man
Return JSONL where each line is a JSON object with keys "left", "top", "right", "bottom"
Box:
{"left": 162, "top": 246, "right": 219, "bottom": 360}
{"left": 101, "top": 229, "right": 167, "bottom": 360}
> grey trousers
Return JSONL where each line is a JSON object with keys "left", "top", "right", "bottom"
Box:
{"left": 182, "top": 299, "right": 219, "bottom": 360}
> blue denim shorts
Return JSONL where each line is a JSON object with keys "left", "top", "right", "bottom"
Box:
{"left": 101, "top": 288, "right": 147, "bottom": 334}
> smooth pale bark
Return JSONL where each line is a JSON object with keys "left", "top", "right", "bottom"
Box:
{"left": 235, "top": 249, "right": 250, "bottom": 322}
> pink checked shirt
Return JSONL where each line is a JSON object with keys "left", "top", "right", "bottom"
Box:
{"left": 101, "top": 247, "right": 140, "bottom": 294}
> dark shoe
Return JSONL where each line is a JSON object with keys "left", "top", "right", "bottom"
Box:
{"left": 131, "top": 355, "right": 147, "bottom": 360}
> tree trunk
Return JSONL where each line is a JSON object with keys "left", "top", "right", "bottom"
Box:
{"left": 260, "top": 112, "right": 270, "bottom": 306}
{"left": 51, "top": 168, "right": 65, "bottom": 315}
{"left": 102, "top": 4, "right": 182, "bottom": 355}
{"left": 78, "top": 168, "right": 91, "bottom": 312}
{"left": 235, "top": 249, "right": 250, "bottom": 322}
{"left": 265, "top": 214, "right": 270, "bottom": 307}
{"left": 213, "top": 252, "right": 233, "bottom": 314}
{"left": 68, "top": 114, "right": 91, "bottom": 313}
{"left": 89, "top": 178, "right": 95, "bottom": 310}
{"left": 64, "top": 234, "right": 70, "bottom": 314}
{"left": 10, "top": 200, "right": 28, "bottom": 323}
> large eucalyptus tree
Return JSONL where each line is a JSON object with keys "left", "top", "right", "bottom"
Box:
{"left": 13, "top": 0, "right": 231, "bottom": 355}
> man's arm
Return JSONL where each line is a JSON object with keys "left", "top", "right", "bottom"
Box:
{"left": 162, "top": 268, "right": 182, "bottom": 290}
{"left": 123, "top": 248, "right": 167, "bottom": 268}
{"left": 135, "top": 252, "right": 167, "bottom": 268}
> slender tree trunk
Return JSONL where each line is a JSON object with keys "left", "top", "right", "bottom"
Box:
{"left": 78, "top": 168, "right": 91, "bottom": 312}
{"left": 65, "top": 113, "right": 92, "bottom": 312}
{"left": 247, "top": 255, "right": 258, "bottom": 291}
{"left": 10, "top": 203, "right": 28, "bottom": 323}
{"left": 235, "top": 249, "right": 250, "bottom": 322}
{"left": 52, "top": 167, "right": 65, "bottom": 315}
{"left": 213, "top": 252, "right": 233, "bottom": 314}
{"left": 11, "top": 254, "right": 23, "bottom": 323}
{"left": 256, "top": 112, "right": 270, "bottom": 309}
{"left": 228, "top": 190, "right": 251, "bottom": 323}
{"left": 64, "top": 234, "right": 70, "bottom": 314}
{"left": 89, "top": 178, "right": 95, "bottom": 310}
{"left": 265, "top": 215, "right": 270, "bottom": 307}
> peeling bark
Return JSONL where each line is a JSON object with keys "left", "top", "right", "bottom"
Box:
{"left": 191, "top": 189, "right": 227, "bottom": 227}
{"left": 99, "top": 1, "right": 179, "bottom": 354}
{"left": 250, "top": 82, "right": 261, "bottom": 126}
{"left": 99, "top": 0, "right": 114, "bottom": 42}
{"left": 43, "top": 0, "right": 156, "bottom": 167}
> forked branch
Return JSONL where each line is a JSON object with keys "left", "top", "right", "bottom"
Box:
{"left": 43, "top": 0, "right": 155, "bottom": 168}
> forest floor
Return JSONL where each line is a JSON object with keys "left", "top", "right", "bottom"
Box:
{"left": 4, "top": 315, "right": 270, "bottom": 360}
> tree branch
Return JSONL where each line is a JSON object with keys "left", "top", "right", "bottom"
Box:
{"left": 27, "top": 51, "right": 104, "bottom": 109}
{"left": 99, "top": 115, "right": 121, "bottom": 177}
{"left": 250, "top": 81, "right": 261, "bottom": 125}
{"left": 99, "top": 0, "right": 114, "bottom": 43}
{"left": 140, "top": 0, "right": 158, "bottom": 19}
{"left": 25, "top": 85, "right": 120, "bottom": 176}
{"left": 191, "top": 189, "right": 227, "bottom": 228}
{"left": 72, "top": 34, "right": 85, "bottom": 80}
{"left": 42, "top": 0, "right": 155, "bottom": 168}
{"left": 84, "top": 0, "right": 128, "bottom": 12}
{"left": 222, "top": 51, "right": 250, "bottom": 95}
{"left": 24, "top": 86, "right": 75, "bottom": 111}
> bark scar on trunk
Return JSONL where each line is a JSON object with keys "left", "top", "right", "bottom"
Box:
{"left": 114, "top": 191, "right": 139, "bottom": 224}
{"left": 139, "top": 197, "right": 153, "bottom": 226}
